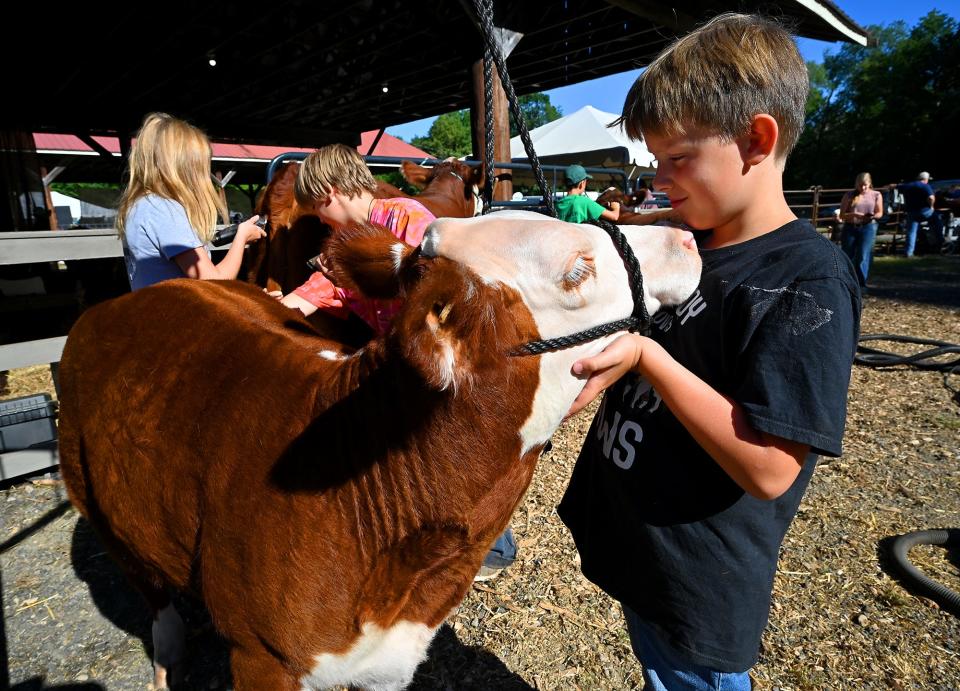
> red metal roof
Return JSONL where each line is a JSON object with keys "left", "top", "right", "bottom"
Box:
{"left": 33, "top": 130, "right": 430, "bottom": 161}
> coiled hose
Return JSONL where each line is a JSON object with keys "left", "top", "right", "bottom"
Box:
{"left": 888, "top": 530, "right": 960, "bottom": 616}
{"left": 857, "top": 337, "right": 960, "bottom": 615}
{"left": 855, "top": 334, "right": 960, "bottom": 371}
{"left": 855, "top": 334, "right": 960, "bottom": 403}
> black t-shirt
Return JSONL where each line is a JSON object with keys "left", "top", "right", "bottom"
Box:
{"left": 558, "top": 220, "right": 861, "bottom": 672}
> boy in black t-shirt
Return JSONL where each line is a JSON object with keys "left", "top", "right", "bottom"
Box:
{"left": 558, "top": 13, "right": 861, "bottom": 690}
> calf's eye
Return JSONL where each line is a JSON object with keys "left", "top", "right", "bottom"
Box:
{"left": 562, "top": 255, "right": 596, "bottom": 290}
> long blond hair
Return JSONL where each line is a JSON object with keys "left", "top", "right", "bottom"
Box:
{"left": 116, "top": 113, "right": 227, "bottom": 243}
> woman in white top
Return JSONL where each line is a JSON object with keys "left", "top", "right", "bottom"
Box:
{"left": 117, "top": 113, "right": 265, "bottom": 290}
{"left": 839, "top": 171, "right": 883, "bottom": 290}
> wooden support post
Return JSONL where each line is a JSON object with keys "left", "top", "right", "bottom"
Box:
{"left": 470, "top": 59, "right": 512, "bottom": 202}
{"left": 213, "top": 171, "right": 229, "bottom": 216}
{"left": 39, "top": 166, "right": 58, "bottom": 230}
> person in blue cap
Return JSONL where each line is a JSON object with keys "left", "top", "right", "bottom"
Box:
{"left": 556, "top": 164, "right": 621, "bottom": 223}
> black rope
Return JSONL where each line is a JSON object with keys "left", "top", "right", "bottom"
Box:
{"left": 855, "top": 334, "right": 960, "bottom": 404}
{"left": 472, "top": 0, "right": 555, "bottom": 217}
{"left": 482, "top": 20, "right": 495, "bottom": 214}
{"left": 592, "top": 218, "right": 649, "bottom": 325}
{"left": 510, "top": 219, "right": 648, "bottom": 356}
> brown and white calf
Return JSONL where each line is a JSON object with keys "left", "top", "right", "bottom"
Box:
{"left": 57, "top": 211, "right": 700, "bottom": 690}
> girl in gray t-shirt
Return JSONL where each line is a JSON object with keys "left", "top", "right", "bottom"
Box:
{"left": 117, "top": 112, "right": 265, "bottom": 289}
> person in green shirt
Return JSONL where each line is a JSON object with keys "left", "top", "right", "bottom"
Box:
{"left": 555, "top": 164, "right": 621, "bottom": 223}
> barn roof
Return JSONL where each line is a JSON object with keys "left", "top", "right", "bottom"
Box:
{"left": 8, "top": 0, "right": 868, "bottom": 147}
{"left": 32, "top": 132, "right": 430, "bottom": 163}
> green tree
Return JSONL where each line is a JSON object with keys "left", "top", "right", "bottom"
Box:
{"left": 406, "top": 92, "right": 562, "bottom": 158}
{"left": 787, "top": 11, "right": 960, "bottom": 188}
{"left": 510, "top": 93, "right": 563, "bottom": 136}
{"left": 410, "top": 110, "right": 472, "bottom": 159}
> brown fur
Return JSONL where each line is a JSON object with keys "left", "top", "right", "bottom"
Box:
{"left": 58, "top": 226, "right": 542, "bottom": 688}
{"left": 596, "top": 187, "right": 680, "bottom": 226}
{"left": 248, "top": 160, "right": 484, "bottom": 297}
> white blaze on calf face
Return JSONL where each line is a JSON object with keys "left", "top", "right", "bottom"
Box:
{"left": 421, "top": 210, "right": 701, "bottom": 453}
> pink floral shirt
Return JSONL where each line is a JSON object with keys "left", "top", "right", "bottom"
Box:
{"left": 291, "top": 197, "right": 436, "bottom": 335}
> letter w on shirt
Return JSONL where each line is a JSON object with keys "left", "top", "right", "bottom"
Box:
{"left": 595, "top": 397, "right": 643, "bottom": 470}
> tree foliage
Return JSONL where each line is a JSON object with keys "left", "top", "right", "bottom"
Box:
{"left": 410, "top": 110, "right": 472, "bottom": 159}
{"left": 787, "top": 11, "right": 960, "bottom": 188}
{"left": 407, "top": 92, "right": 562, "bottom": 159}
{"left": 510, "top": 93, "right": 563, "bottom": 137}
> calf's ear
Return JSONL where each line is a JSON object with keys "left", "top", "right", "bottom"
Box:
{"left": 394, "top": 262, "right": 495, "bottom": 393}
{"left": 324, "top": 223, "right": 419, "bottom": 299}
{"left": 400, "top": 160, "right": 430, "bottom": 190}
{"left": 471, "top": 164, "right": 486, "bottom": 188}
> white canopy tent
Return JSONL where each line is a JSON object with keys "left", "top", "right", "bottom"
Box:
{"left": 509, "top": 106, "right": 656, "bottom": 188}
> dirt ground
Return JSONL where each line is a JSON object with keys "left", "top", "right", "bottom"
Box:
{"left": 2, "top": 255, "right": 958, "bottom": 690}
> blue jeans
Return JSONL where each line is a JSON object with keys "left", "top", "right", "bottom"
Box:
{"left": 482, "top": 527, "right": 516, "bottom": 568}
{"left": 840, "top": 221, "right": 877, "bottom": 287}
{"left": 904, "top": 208, "right": 942, "bottom": 256}
{"left": 623, "top": 606, "right": 752, "bottom": 691}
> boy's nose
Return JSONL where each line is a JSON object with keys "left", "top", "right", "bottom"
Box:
{"left": 652, "top": 169, "right": 670, "bottom": 192}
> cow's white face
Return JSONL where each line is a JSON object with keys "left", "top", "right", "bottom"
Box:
{"left": 420, "top": 210, "right": 701, "bottom": 452}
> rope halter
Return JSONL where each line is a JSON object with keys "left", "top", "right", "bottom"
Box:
{"left": 509, "top": 218, "right": 650, "bottom": 356}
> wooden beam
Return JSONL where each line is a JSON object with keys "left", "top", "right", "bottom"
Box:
{"left": 73, "top": 132, "right": 115, "bottom": 159}
{"left": 470, "top": 59, "right": 512, "bottom": 202}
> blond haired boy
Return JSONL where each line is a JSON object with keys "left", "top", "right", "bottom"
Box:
{"left": 280, "top": 144, "right": 436, "bottom": 334}
{"left": 281, "top": 143, "right": 518, "bottom": 576}
{"left": 558, "top": 14, "right": 861, "bottom": 689}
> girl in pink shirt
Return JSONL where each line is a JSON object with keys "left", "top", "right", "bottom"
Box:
{"left": 285, "top": 196, "right": 435, "bottom": 335}
{"left": 839, "top": 172, "right": 883, "bottom": 289}
{"left": 279, "top": 145, "right": 436, "bottom": 334}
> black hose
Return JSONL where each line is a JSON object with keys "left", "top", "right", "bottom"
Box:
{"left": 855, "top": 334, "right": 960, "bottom": 371}
{"left": 888, "top": 529, "right": 960, "bottom": 616}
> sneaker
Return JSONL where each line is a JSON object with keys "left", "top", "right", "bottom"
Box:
{"left": 473, "top": 564, "right": 506, "bottom": 582}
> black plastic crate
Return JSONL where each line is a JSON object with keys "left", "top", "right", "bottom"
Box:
{"left": 0, "top": 393, "right": 58, "bottom": 452}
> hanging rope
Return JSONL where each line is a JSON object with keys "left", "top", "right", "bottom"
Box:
{"left": 472, "top": 0, "right": 555, "bottom": 217}
{"left": 482, "top": 36, "right": 495, "bottom": 214}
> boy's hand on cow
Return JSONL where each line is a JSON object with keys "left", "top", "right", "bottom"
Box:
{"left": 566, "top": 333, "right": 646, "bottom": 418}
{"left": 238, "top": 215, "right": 267, "bottom": 244}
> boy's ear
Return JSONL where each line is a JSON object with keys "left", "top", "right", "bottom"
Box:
{"left": 742, "top": 114, "right": 779, "bottom": 166}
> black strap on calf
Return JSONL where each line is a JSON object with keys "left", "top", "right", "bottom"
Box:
{"left": 509, "top": 218, "right": 650, "bottom": 356}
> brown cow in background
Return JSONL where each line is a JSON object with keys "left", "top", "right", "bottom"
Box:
{"left": 596, "top": 186, "right": 674, "bottom": 225}
{"left": 58, "top": 211, "right": 700, "bottom": 690}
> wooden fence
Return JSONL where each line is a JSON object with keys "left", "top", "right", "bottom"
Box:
{"left": 785, "top": 187, "right": 907, "bottom": 254}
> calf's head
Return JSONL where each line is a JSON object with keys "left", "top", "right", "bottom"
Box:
{"left": 326, "top": 212, "right": 701, "bottom": 452}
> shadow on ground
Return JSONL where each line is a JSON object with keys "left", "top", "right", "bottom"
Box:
{"left": 867, "top": 256, "right": 960, "bottom": 307}
{"left": 10, "top": 679, "right": 106, "bottom": 691}
{"left": 71, "top": 519, "right": 531, "bottom": 690}
{"left": 70, "top": 518, "right": 231, "bottom": 689}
